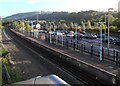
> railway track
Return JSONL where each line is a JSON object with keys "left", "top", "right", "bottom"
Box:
{"left": 6, "top": 28, "right": 111, "bottom": 86}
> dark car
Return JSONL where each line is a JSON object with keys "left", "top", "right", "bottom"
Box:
{"left": 115, "top": 38, "right": 120, "bottom": 45}
{"left": 84, "top": 34, "right": 97, "bottom": 39}
{"left": 103, "top": 37, "right": 118, "bottom": 44}
{"left": 73, "top": 33, "right": 84, "bottom": 39}
{"left": 78, "top": 31, "right": 86, "bottom": 34}
{"left": 96, "top": 34, "right": 105, "bottom": 38}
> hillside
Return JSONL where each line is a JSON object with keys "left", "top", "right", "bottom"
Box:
{"left": 3, "top": 11, "right": 40, "bottom": 20}
{"left": 3, "top": 11, "right": 118, "bottom": 24}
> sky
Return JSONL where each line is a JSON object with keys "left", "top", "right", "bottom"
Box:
{"left": 0, "top": 0, "right": 120, "bottom": 18}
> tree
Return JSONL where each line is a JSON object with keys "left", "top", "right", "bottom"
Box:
{"left": 25, "top": 23, "right": 30, "bottom": 32}
{"left": 63, "top": 23, "right": 69, "bottom": 30}
{"left": 19, "top": 21, "right": 25, "bottom": 27}
{"left": 87, "top": 20, "right": 91, "bottom": 29}
{"left": 13, "top": 21, "right": 19, "bottom": 30}
{"left": 113, "top": 18, "right": 120, "bottom": 30}
{"left": 102, "top": 24, "right": 106, "bottom": 30}
{"left": 81, "top": 21, "right": 85, "bottom": 29}
{"left": 94, "top": 22, "right": 99, "bottom": 27}
{"left": 70, "top": 22, "right": 74, "bottom": 30}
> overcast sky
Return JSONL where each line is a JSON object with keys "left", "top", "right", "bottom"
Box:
{"left": 0, "top": 0, "right": 119, "bottom": 18}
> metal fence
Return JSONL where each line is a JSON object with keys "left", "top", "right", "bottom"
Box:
{"left": 18, "top": 30, "right": 120, "bottom": 65}
{"left": 45, "top": 34, "right": 120, "bottom": 65}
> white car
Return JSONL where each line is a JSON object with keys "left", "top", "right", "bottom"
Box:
{"left": 48, "top": 31, "right": 55, "bottom": 35}
{"left": 56, "top": 32, "right": 63, "bottom": 35}
{"left": 66, "top": 33, "right": 74, "bottom": 37}
{"left": 69, "top": 31, "right": 74, "bottom": 34}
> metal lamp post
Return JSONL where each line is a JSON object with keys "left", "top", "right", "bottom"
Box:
{"left": 104, "top": 14, "right": 107, "bottom": 40}
{"left": 108, "top": 8, "right": 114, "bottom": 49}
{"left": 37, "top": 13, "right": 38, "bottom": 24}
{"left": 99, "top": 22, "right": 105, "bottom": 61}
{"left": 49, "top": 22, "right": 52, "bottom": 43}
{"left": 75, "top": 23, "right": 78, "bottom": 40}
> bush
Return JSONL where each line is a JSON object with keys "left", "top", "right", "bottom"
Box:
{"left": 110, "top": 26, "right": 118, "bottom": 32}
{"left": 1, "top": 48, "right": 22, "bottom": 85}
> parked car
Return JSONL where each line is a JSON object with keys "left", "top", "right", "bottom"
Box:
{"left": 103, "top": 37, "right": 119, "bottom": 44}
{"left": 84, "top": 34, "right": 97, "bottom": 39}
{"left": 48, "top": 31, "right": 55, "bottom": 35}
{"left": 115, "top": 38, "right": 120, "bottom": 45}
{"left": 73, "top": 33, "right": 84, "bottom": 39}
{"left": 38, "top": 30, "right": 44, "bottom": 33}
{"left": 79, "top": 31, "right": 86, "bottom": 34}
{"left": 69, "top": 31, "right": 74, "bottom": 34}
{"left": 55, "top": 31, "right": 63, "bottom": 35}
{"left": 66, "top": 33, "right": 74, "bottom": 37}
{"left": 96, "top": 34, "right": 105, "bottom": 38}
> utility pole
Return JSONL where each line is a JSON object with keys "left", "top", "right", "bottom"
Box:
{"left": 37, "top": 13, "right": 38, "bottom": 24}
{"left": 99, "top": 22, "right": 105, "bottom": 61}
{"left": 104, "top": 14, "right": 107, "bottom": 40}
{"left": 108, "top": 8, "right": 113, "bottom": 49}
{"left": 49, "top": 22, "right": 52, "bottom": 43}
{"left": 75, "top": 23, "right": 78, "bottom": 40}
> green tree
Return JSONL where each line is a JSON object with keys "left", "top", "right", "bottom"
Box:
{"left": 13, "top": 21, "right": 19, "bottom": 30}
{"left": 70, "top": 22, "right": 74, "bottom": 29}
{"left": 102, "top": 24, "right": 106, "bottom": 30}
{"left": 113, "top": 18, "right": 120, "bottom": 30}
{"left": 94, "top": 22, "right": 99, "bottom": 27}
{"left": 25, "top": 23, "right": 30, "bottom": 32}
{"left": 81, "top": 21, "right": 85, "bottom": 29}
{"left": 108, "top": 14, "right": 116, "bottom": 24}
{"left": 87, "top": 20, "right": 91, "bottom": 28}
{"left": 63, "top": 23, "right": 69, "bottom": 30}
{"left": 19, "top": 21, "right": 25, "bottom": 27}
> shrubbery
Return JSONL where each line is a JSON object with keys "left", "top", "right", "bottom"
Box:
{"left": 1, "top": 48, "right": 22, "bottom": 86}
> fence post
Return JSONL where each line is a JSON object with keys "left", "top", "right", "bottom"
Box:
{"left": 84, "top": 43, "right": 85, "bottom": 52}
{"left": 91, "top": 45, "right": 93, "bottom": 56}
{"left": 58, "top": 36, "right": 59, "bottom": 45}
{"left": 113, "top": 50, "right": 116, "bottom": 60}
{"left": 116, "top": 51, "right": 118, "bottom": 65}
{"left": 74, "top": 42, "right": 75, "bottom": 50}
{"left": 71, "top": 39, "right": 72, "bottom": 47}
{"left": 45, "top": 34, "right": 47, "bottom": 41}
{"left": 66, "top": 40, "right": 69, "bottom": 48}
{"left": 81, "top": 44, "right": 83, "bottom": 53}
{"left": 108, "top": 48, "right": 109, "bottom": 57}
{"left": 77, "top": 40, "right": 78, "bottom": 49}
{"left": 102, "top": 47, "right": 104, "bottom": 61}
